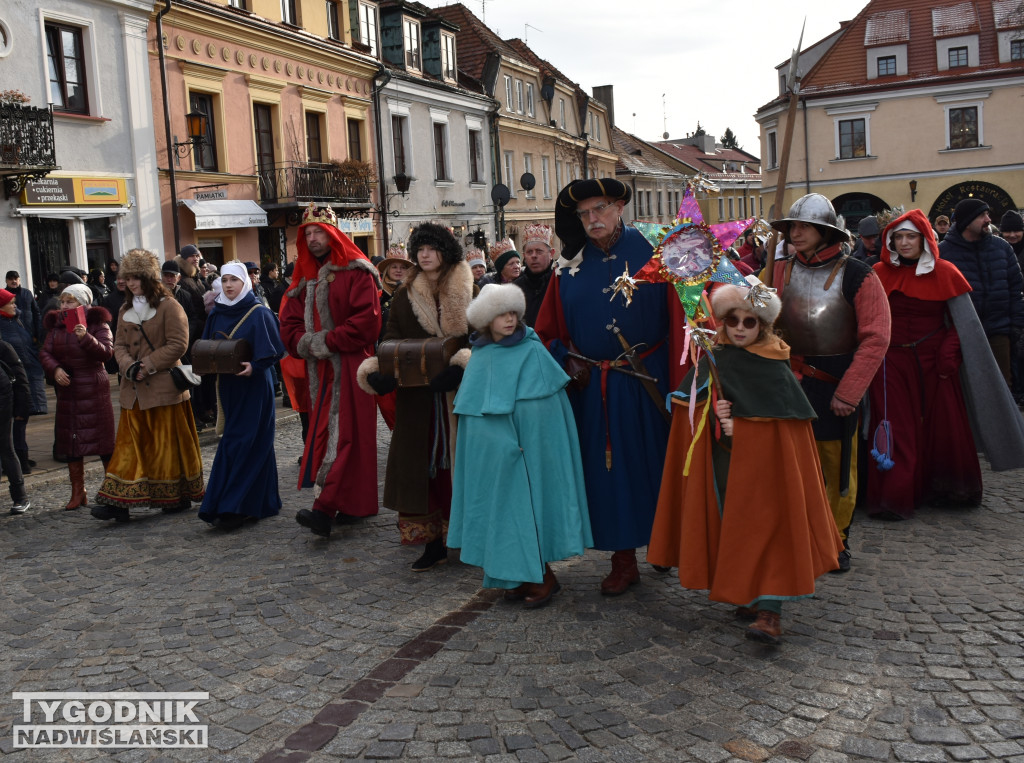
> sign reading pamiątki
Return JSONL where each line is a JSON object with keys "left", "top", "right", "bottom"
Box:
{"left": 12, "top": 692, "right": 209, "bottom": 748}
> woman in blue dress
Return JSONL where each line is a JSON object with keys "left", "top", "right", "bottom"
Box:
{"left": 197, "top": 261, "right": 285, "bottom": 530}
{"left": 449, "top": 283, "right": 592, "bottom": 608}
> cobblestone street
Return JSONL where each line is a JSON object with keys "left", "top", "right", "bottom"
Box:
{"left": 2, "top": 414, "right": 1023, "bottom": 762}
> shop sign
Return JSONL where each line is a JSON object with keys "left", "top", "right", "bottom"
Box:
{"left": 22, "top": 177, "right": 128, "bottom": 206}
{"left": 194, "top": 190, "right": 227, "bottom": 201}
{"left": 338, "top": 216, "right": 374, "bottom": 235}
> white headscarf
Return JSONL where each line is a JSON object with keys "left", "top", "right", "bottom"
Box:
{"left": 215, "top": 262, "right": 253, "bottom": 306}
{"left": 886, "top": 218, "right": 936, "bottom": 276}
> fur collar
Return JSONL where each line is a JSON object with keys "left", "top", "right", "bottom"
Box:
{"left": 404, "top": 261, "right": 473, "bottom": 337}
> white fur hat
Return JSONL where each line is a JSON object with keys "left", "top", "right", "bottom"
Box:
{"left": 466, "top": 283, "right": 526, "bottom": 332}
{"left": 710, "top": 275, "right": 782, "bottom": 326}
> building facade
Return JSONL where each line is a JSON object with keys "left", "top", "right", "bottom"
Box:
{"left": 756, "top": 0, "right": 1024, "bottom": 227}
{"left": 1, "top": 0, "right": 162, "bottom": 291}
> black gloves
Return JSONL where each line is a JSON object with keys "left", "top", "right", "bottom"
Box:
{"left": 367, "top": 371, "right": 398, "bottom": 395}
{"left": 429, "top": 364, "right": 464, "bottom": 392}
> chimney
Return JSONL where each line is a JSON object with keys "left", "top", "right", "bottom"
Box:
{"left": 593, "top": 85, "right": 614, "bottom": 128}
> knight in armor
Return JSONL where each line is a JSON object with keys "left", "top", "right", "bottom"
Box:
{"left": 769, "top": 194, "right": 891, "bottom": 573}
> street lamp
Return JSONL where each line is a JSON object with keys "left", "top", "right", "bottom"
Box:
{"left": 373, "top": 172, "right": 413, "bottom": 251}
{"left": 909, "top": 179, "right": 918, "bottom": 203}
{"left": 173, "top": 110, "right": 208, "bottom": 157}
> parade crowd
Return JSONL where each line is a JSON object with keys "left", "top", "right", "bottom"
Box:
{"left": 3, "top": 179, "right": 1024, "bottom": 646}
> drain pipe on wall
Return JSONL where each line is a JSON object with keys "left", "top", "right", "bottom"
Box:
{"left": 156, "top": 0, "right": 181, "bottom": 255}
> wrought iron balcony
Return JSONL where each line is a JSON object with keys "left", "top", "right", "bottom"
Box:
{"left": 256, "top": 161, "right": 373, "bottom": 208}
{"left": 1, "top": 103, "right": 59, "bottom": 197}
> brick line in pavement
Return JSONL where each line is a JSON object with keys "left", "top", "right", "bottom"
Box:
{"left": 256, "top": 589, "right": 501, "bottom": 762}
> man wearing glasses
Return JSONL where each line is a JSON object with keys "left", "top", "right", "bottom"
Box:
{"left": 536, "top": 179, "right": 684, "bottom": 596}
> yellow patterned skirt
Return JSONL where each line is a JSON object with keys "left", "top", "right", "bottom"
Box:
{"left": 95, "top": 401, "right": 205, "bottom": 509}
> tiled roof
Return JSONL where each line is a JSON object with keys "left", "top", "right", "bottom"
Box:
{"left": 612, "top": 128, "right": 682, "bottom": 177}
{"left": 431, "top": 3, "right": 522, "bottom": 83}
{"left": 653, "top": 140, "right": 760, "bottom": 177}
{"left": 932, "top": 1, "right": 980, "bottom": 36}
{"left": 993, "top": 0, "right": 1024, "bottom": 29}
{"left": 791, "top": 0, "right": 1024, "bottom": 100}
{"left": 864, "top": 9, "right": 910, "bottom": 44}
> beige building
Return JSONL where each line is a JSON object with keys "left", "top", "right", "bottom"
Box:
{"left": 432, "top": 4, "right": 615, "bottom": 249}
{"left": 755, "top": 0, "right": 1024, "bottom": 227}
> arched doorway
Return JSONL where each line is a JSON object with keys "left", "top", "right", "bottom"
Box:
{"left": 832, "top": 192, "right": 889, "bottom": 230}
{"left": 929, "top": 181, "right": 1017, "bottom": 225}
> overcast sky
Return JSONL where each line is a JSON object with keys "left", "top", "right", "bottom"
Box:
{"left": 429, "top": 0, "right": 869, "bottom": 157}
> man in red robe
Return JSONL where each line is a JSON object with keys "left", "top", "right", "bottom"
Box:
{"left": 280, "top": 204, "right": 382, "bottom": 537}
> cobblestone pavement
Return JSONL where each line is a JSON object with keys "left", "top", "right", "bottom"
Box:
{"left": 2, "top": 414, "right": 1023, "bottom": 763}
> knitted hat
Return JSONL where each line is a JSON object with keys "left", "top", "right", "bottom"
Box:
{"left": 492, "top": 248, "right": 521, "bottom": 275}
{"left": 465, "top": 283, "right": 526, "bottom": 332}
{"left": 119, "top": 249, "right": 162, "bottom": 281}
{"left": 61, "top": 284, "right": 93, "bottom": 308}
{"left": 180, "top": 244, "right": 200, "bottom": 257}
{"left": 953, "top": 198, "right": 990, "bottom": 233}
{"left": 710, "top": 275, "right": 782, "bottom": 326}
{"left": 999, "top": 210, "right": 1023, "bottom": 233}
{"left": 0, "top": 289, "right": 14, "bottom": 308}
{"left": 59, "top": 270, "right": 86, "bottom": 286}
{"left": 407, "top": 222, "right": 463, "bottom": 265}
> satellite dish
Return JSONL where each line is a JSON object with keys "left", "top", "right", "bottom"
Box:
{"left": 491, "top": 184, "right": 511, "bottom": 207}
{"left": 519, "top": 173, "right": 536, "bottom": 192}
{"left": 662, "top": 132, "right": 669, "bottom": 139}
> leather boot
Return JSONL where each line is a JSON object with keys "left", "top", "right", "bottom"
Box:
{"left": 411, "top": 538, "right": 448, "bottom": 571}
{"left": 746, "top": 610, "right": 782, "bottom": 644}
{"left": 523, "top": 565, "right": 561, "bottom": 609}
{"left": 503, "top": 582, "right": 532, "bottom": 602}
{"left": 600, "top": 549, "right": 640, "bottom": 595}
{"left": 65, "top": 461, "right": 88, "bottom": 510}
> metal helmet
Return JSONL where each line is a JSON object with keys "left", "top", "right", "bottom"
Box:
{"left": 770, "top": 193, "right": 849, "bottom": 242}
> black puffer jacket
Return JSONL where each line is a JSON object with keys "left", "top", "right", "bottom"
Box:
{"left": 0, "top": 339, "right": 30, "bottom": 413}
{"left": 940, "top": 227, "right": 1024, "bottom": 336}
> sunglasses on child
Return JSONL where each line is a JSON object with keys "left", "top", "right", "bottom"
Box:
{"left": 724, "top": 315, "right": 759, "bottom": 329}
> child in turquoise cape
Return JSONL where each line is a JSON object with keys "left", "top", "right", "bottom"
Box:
{"left": 449, "top": 283, "right": 592, "bottom": 607}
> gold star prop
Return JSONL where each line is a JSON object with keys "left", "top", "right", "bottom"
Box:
{"left": 609, "top": 262, "right": 638, "bottom": 307}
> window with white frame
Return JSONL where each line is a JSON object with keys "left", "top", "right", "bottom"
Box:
{"left": 555, "top": 160, "right": 562, "bottom": 190}
{"left": 523, "top": 154, "right": 534, "bottom": 198}
{"left": 468, "top": 127, "right": 483, "bottom": 184}
{"left": 838, "top": 118, "right": 867, "bottom": 159}
{"left": 504, "top": 76, "right": 514, "bottom": 112}
{"left": 526, "top": 83, "right": 535, "bottom": 117}
{"left": 357, "top": 1, "right": 378, "bottom": 57}
{"left": 558, "top": 98, "right": 565, "bottom": 129}
{"left": 541, "top": 156, "right": 550, "bottom": 198}
{"left": 936, "top": 35, "right": 978, "bottom": 71}
{"left": 229, "top": 0, "right": 246, "bottom": 9}
{"left": 718, "top": 197, "right": 725, "bottom": 221}
{"left": 325, "top": 1, "right": 340, "bottom": 40}
{"left": 503, "top": 151, "right": 515, "bottom": 195}
{"left": 767, "top": 130, "right": 778, "bottom": 169}
{"left": 515, "top": 80, "right": 524, "bottom": 114}
{"left": 593, "top": 112, "right": 600, "bottom": 141}
{"left": 45, "top": 20, "right": 91, "bottom": 114}
{"left": 281, "top": 0, "right": 297, "bottom": 24}
{"left": 948, "top": 106, "right": 979, "bottom": 148}
{"left": 403, "top": 18, "right": 421, "bottom": 70}
{"left": 867, "top": 44, "right": 907, "bottom": 79}
{"left": 441, "top": 33, "right": 456, "bottom": 81}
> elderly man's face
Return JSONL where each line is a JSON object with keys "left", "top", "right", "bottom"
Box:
{"left": 523, "top": 242, "right": 553, "bottom": 274}
{"left": 162, "top": 272, "right": 180, "bottom": 289}
{"left": 576, "top": 196, "right": 624, "bottom": 247}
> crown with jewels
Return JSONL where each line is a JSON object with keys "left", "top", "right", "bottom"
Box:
{"left": 489, "top": 238, "right": 516, "bottom": 258}
{"left": 522, "top": 223, "right": 553, "bottom": 247}
{"left": 386, "top": 243, "right": 409, "bottom": 260}
{"left": 300, "top": 202, "right": 338, "bottom": 229}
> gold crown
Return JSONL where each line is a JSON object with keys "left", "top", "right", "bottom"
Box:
{"left": 490, "top": 238, "right": 516, "bottom": 258}
{"left": 300, "top": 202, "right": 337, "bottom": 228}
{"left": 386, "top": 243, "right": 408, "bottom": 260}
{"left": 522, "top": 223, "right": 552, "bottom": 246}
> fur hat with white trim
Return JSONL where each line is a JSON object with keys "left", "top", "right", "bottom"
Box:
{"left": 710, "top": 275, "right": 782, "bottom": 326}
{"left": 465, "top": 283, "right": 526, "bottom": 332}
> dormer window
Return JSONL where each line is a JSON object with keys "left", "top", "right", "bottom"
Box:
{"left": 948, "top": 45, "right": 969, "bottom": 67}
{"left": 877, "top": 55, "right": 896, "bottom": 76}
{"left": 403, "top": 17, "right": 421, "bottom": 71}
{"left": 1013, "top": 39, "right": 1024, "bottom": 60}
{"left": 440, "top": 32, "right": 456, "bottom": 81}
{"left": 357, "top": 1, "right": 378, "bottom": 57}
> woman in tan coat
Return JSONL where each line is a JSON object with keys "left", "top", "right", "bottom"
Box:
{"left": 91, "top": 249, "right": 204, "bottom": 522}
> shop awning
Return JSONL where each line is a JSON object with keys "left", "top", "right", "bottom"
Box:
{"left": 179, "top": 199, "right": 267, "bottom": 230}
{"left": 12, "top": 206, "right": 128, "bottom": 219}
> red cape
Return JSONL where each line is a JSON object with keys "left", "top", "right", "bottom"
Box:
{"left": 875, "top": 209, "right": 971, "bottom": 302}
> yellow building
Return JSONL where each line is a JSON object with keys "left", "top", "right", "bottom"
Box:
{"left": 756, "top": 0, "right": 1024, "bottom": 227}
{"left": 150, "top": 0, "right": 380, "bottom": 264}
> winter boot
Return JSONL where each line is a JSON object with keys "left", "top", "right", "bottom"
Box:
{"left": 65, "top": 461, "right": 88, "bottom": 510}
{"left": 524, "top": 565, "right": 561, "bottom": 608}
{"left": 746, "top": 611, "right": 782, "bottom": 644}
{"left": 600, "top": 549, "right": 640, "bottom": 595}
{"left": 411, "top": 538, "right": 448, "bottom": 571}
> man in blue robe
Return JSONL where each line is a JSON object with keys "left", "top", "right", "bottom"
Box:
{"left": 536, "top": 178, "right": 681, "bottom": 595}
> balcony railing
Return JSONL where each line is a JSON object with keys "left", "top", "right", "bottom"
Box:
{"left": 1, "top": 103, "right": 59, "bottom": 196}
{"left": 257, "top": 161, "right": 373, "bottom": 207}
